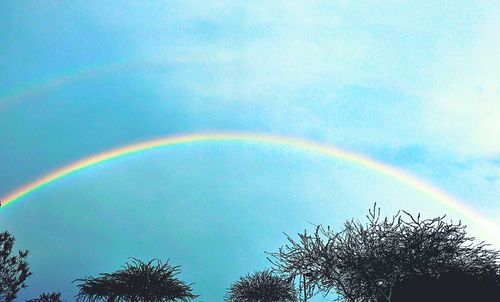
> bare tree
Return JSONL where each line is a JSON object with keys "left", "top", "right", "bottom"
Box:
{"left": 225, "top": 270, "right": 296, "bottom": 302}
{"left": 75, "top": 258, "right": 198, "bottom": 302}
{"left": 0, "top": 231, "right": 31, "bottom": 302}
{"left": 268, "top": 204, "right": 500, "bottom": 301}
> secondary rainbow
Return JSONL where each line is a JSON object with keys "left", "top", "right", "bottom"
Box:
{"left": 0, "top": 57, "right": 176, "bottom": 111}
{"left": 0, "top": 61, "right": 129, "bottom": 111}
{"left": 1, "top": 132, "right": 498, "bottom": 239}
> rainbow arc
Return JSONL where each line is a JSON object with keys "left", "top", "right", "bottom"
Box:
{"left": 1, "top": 132, "right": 498, "bottom": 242}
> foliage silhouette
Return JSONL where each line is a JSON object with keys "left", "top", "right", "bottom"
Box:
{"left": 386, "top": 270, "right": 500, "bottom": 302}
{"left": 269, "top": 204, "right": 500, "bottom": 301}
{"left": 225, "top": 270, "right": 296, "bottom": 302}
{"left": 27, "top": 292, "right": 64, "bottom": 302}
{"left": 75, "top": 258, "right": 198, "bottom": 302}
{"left": 0, "top": 231, "right": 31, "bottom": 302}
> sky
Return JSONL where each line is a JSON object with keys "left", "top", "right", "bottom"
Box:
{"left": 0, "top": 1, "right": 499, "bottom": 301}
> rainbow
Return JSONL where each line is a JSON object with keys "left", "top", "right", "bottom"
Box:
{"left": 1, "top": 132, "right": 499, "bottom": 240}
{"left": 0, "top": 61, "right": 129, "bottom": 111}
{"left": 0, "top": 57, "right": 184, "bottom": 111}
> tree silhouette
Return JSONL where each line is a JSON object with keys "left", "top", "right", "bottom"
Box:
{"left": 27, "top": 292, "right": 64, "bottom": 302}
{"left": 387, "top": 270, "right": 500, "bottom": 302}
{"left": 269, "top": 204, "right": 500, "bottom": 301}
{"left": 75, "top": 258, "right": 198, "bottom": 302}
{"left": 0, "top": 231, "right": 31, "bottom": 302}
{"left": 225, "top": 269, "right": 296, "bottom": 302}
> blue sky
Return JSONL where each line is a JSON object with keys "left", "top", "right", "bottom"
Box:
{"left": 1, "top": 1, "right": 499, "bottom": 301}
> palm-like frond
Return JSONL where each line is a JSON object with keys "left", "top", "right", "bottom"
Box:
{"left": 75, "top": 258, "right": 197, "bottom": 302}
{"left": 226, "top": 270, "right": 296, "bottom": 302}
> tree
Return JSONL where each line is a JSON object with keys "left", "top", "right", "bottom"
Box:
{"left": 75, "top": 258, "right": 198, "bottom": 302}
{"left": 27, "top": 292, "right": 64, "bottom": 302}
{"left": 225, "top": 270, "right": 296, "bottom": 302}
{"left": 268, "top": 204, "right": 500, "bottom": 302}
{"left": 387, "top": 270, "right": 500, "bottom": 302}
{"left": 0, "top": 231, "right": 31, "bottom": 302}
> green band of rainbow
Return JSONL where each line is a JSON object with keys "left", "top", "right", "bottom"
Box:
{"left": 1, "top": 132, "right": 498, "bottom": 240}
